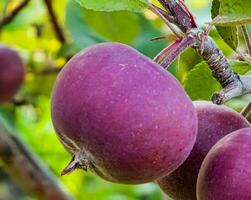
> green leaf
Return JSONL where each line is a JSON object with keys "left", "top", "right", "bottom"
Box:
{"left": 132, "top": 16, "right": 167, "bottom": 59}
{"left": 184, "top": 62, "right": 221, "bottom": 101}
{"left": 229, "top": 60, "right": 251, "bottom": 75}
{"left": 178, "top": 48, "right": 202, "bottom": 82}
{"left": 75, "top": 0, "right": 148, "bottom": 12}
{"left": 65, "top": 0, "right": 104, "bottom": 49}
{"left": 66, "top": 1, "right": 141, "bottom": 48}
{"left": 211, "top": 0, "right": 238, "bottom": 50}
{"left": 57, "top": 43, "right": 80, "bottom": 58}
{"left": 215, "top": 0, "right": 251, "bottom": 26}
{"left": 83, "top": 10, "right": 140, "bottom": 44}
{"left": 183, "top": 60, "right": 251, "bottom": 100}
{"left": 225, "top": 94, "right": 251, "bottom": 112}
{"left": 209, "top": 29, "right": 235, "bottom": 56}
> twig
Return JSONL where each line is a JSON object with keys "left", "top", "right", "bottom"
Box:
{"left": 0, "top": 0, "right": 30, "bottom": 30}
{"left": 158, "top": 0, "right": 196, "bottom": 32}
{"left": 0, "top": 122, "right": 74, "bottom": 200}
{"left": 236, "top": 52, "right": 251, "bottom": 64}
{"left": 150, "top": 35, "right": 177, "bottom": 41}
{"left": 154, "top": 31, "right": 197, "bottom": 67}
{"left": 148, "top": 4, "right": 183, "bottom": 39}
{"left": 43, "top": 0, "right": 66, "bottom": 44}
{"left": 12, "top": 98, "right": 31, "bottom": 106}
{"left": 35, "top": 66, "right": 62, "bottom": 75}
{"left": 241, "top": 25, "right": 251, "bottom": 56}
{"left": 151, "top": 0, "right": 251, "bottom": 104}
{"left": 241, "top": 101, "right": 251, "bottom": 118}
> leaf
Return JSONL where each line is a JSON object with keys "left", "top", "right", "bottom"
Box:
{"left": 178, "top": 48, "right": 202, "bottom": 82}
{"left": 225, "top": 94, "right": 251, "bottom": 112}
{"left": 229, "top": 60, "right": 251, "bottom": 75}
{"left": 75, "top": 0, "right": 148, "bottom": 12}
{"left": 57, "top": 43, "right": 80, "bottom": 58}
{"left": 132, "top": 16, "right": 167, "bottom": 59}
{"left": 183, "top": 60, "right": 251, "bottom": 100}
{"left": 215, "top": 0, "right": 251, "bottom": 26}
{"left": 83, "top": 10, "right": 140, "bottom": 44}
{"left": 66, "top": 0, "right": 166, "bottom": 61}
{"left": 65, "top": 1, "right": 141, "bottom": 49}
{"left": 211, "top": 0, "right": 238, "bottom": 50}
{"left": 184, "top": 62, "right": 221, "bottom": 101}
{"left": 209, "top": 30, "right": 235, "bottom": 56}
{"left": 65, "top": 0, "right": 104, "bottom": 49}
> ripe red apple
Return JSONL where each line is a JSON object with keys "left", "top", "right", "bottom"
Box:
{"left": 157, "top": 101, "right": 250, "bottom": 200}
{"left": 0, "top": 45, "right": 24, "bottom": 103}
{"left": 197, "top": 128, "right": 251, "bottom": 200}
{"left": 51, "top": 42, "right": 198, "bottom": 184}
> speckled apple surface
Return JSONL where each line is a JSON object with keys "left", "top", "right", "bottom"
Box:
{"left": 157, "top": 101, "right": 250, "bottom": 200}
{"left": 51, "top": 42, "right": 198, "bottom": 184}
{"left": 0, "top": 45, "right": 24, "bottom": 102}
{"left": 197, "top": 128, "right": 251, "bottom": 200}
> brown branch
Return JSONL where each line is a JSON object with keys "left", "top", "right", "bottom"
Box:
{"left": 41, "top": 67, "right": 62, "bottom": 74}
{"left": 0, "top": 0, "right": 30, "bottom": 30}
{"left": 0, "top": 122, "right": 74, "bottom": 200}
{"left": 154, "top": 31, "right": 197, "bottom": 67}
{"left": 12, "top": 98, "right": 31, "bottom": 106}
{"left": 241, "top": 101, "right": 251, "bottom": 118}
{"left": 43, "top": 0, "right": 66, "bottom": 44}
{"left": 152, "top": 0, "right": 251, "bottom": 104}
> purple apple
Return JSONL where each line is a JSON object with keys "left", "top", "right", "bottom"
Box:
{"left": 0, "top": 45, "right": 24, "bottom": 103}
{"left": 51, "top": 42, "right": 198, "bottom": 184}
{"left": 197, "top": 128, "right": 251, "bottom": 200}
{"left": 157, "top": 101, "right": 250, "bottom": 200}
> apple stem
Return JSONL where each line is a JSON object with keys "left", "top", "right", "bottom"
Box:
{"left": 151, "top": 0, "right": 251, "bottom": 104}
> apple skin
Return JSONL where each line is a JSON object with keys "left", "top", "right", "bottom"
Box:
{"left": 157, "top": 101, "right": 250, "bottom": 200}
{"left": 51, "top": 42, "right": 198, "bottom": 184}
{"left": 0, "top": 45, "right": 24, "bottom": 103}
{"left": 197, "top": 128, "right": 251, "bottom": 200}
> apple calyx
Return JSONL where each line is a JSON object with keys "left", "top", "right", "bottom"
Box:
{"left": 61, "top": 151, "right": 91, "bottom": 176}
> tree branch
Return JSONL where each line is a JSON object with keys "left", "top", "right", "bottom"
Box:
{"left": 43, "top": 0, "right": 66, "bottom": 44}
{"left": 241, "top": 100, "right": 251, "bottom": 118}
{"left": 158, "top": 0, "right": 196, "bottom": 32}
{"left": 0, "top": 0, "right": 30, "bottom": 30}
{"left": 154, "top": 31, "right": 197, "bottom": 68}
{"left": 0, "top": 122, "right": 74, "bottom": 200}
{"left": 152, "top": 0, "right": 251, "bottom": 104}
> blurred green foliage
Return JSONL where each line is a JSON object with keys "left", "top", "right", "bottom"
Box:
{"left": 0, "top": 0, "right": 250, "bottom": 200}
